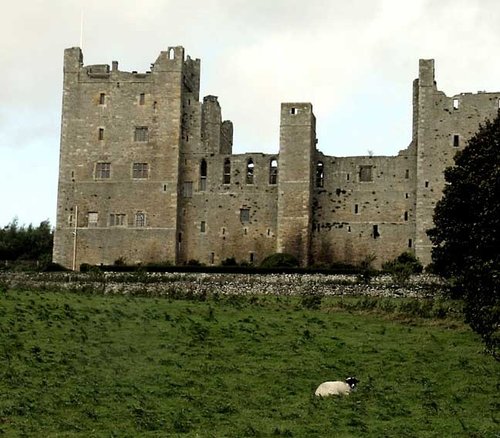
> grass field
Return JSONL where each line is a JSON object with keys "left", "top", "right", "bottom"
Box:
{"left": 0, "top": 289, "right": 499, "bottom": 437}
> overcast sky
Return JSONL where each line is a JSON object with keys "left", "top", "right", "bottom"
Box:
{"left": 2, "top": 0, "right": 500, "bottom": 227}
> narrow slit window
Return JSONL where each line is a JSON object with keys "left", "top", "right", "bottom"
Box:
{"left": 405, "top": 169, "right": 409, "bottom": 179}
{"left": 354, "top": 204, "right": 359, "bottom": 214}
{"left": 373, "top": 225, "right": 380, "bottom": 239}
{"left": 246, "top": 159, "right": 254, "bottom": 185}
{"left": 453, "top": 98, "right": 459, "bottom": 110}
{"left": 210, "top": 252, "right": 215, "bottom": 264}
{"left": 346, "top": 173, "right": 350, "bottom": 181}
{"left": 98, "top": 128, "right": 104, "bottom": 141}
{"left": 404, "top": 211, "right": 409, "bottom": 221}
{"left": 200, "top": 221, "right": 206, "bottom": 233}
{"left": 269, "top": 158, "right": 278, "bottom": 185}
{"left": 199, "top": 159, "right": 207, "bottom": 191}
{"left": 453, "top": 134, "right": 460, "bottom": 147}
{"left": 139, "top": 93, "right": 145, "bottom": 105}
{"left": 249, "top": 252, "right": 255, "bottom": 263}
{"left": 316, "top": 161, "right": 324, "bottom": 188}
{"left": 408, "top": 239, "right": 413, "bottom": 248}
{"left": 425, "top": 180, "right": 429, "bottom": 188}
{"left": 290, "top": 107, "right": 297, "bottom": 115}
{"left": 99, "top": 93, "right": 105, "bottom": 105}
{"left": 223, "top": 158, "right": 231, "bottom": 184}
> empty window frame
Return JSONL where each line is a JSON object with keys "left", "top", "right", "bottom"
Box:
{"left": 372, "top": 224, "right": 380, "bottom": 239}
{"left": 87, "top": 212, "right": 98, "bottom": 227}
{"left": 316, "top": 161, "right": 324, "bottom": 188}
{"left": 132, "top": 163, "right": 149, "bottom": 179}
{"left": 134, "top": 212, "right": 146, "bottom": 227}
{"left": 290, "top": 107, "right": 297, "bottom": 115}
{"left": 199, "top": 159, "right": 207, "bottom": 191}
{"left": 134, "top": 126, "right": 149, "bottom": 142}
{"left": 210, "top": 252, "right": 215, "bottom": 264}
{"left": 408, "top": 238, "right": 413, "bottom": 248}
{"left": 109, "top": 213, "right": 126, "bottom": 227}
{"left": 183, "top": 181, "right": 193, "bottom": 198}
{"left": 269, "top": 158, "right": 278, "bottom": 185}
{"left": 95, "top": 162, "right": 111, "bottom": 179}
{"left": 405, "top": 169, "right": 409, "bottom": 179}
{"left": 240, "top": 208, "right": 250, "bottom": 223}
{"left": 98, "top": 128, "right": 104, "bottom": 141}
{"left": 139, "top": 93, "right": 145, "bottom": 105}
{"left": 223, "top": 158, "right": 231, "bottom": 184}
{"left": 453, "top": 98, "right": 459, "bottom": 110}
{"left": 249, "top": 252, "right": 255, "bottom": 263}
{"left": 99, "top": 93, "right": 105, "bottom": 105}
{"left": 453, "top": 134, "right": 460, "bottom": 147}
{"left": 354, "top": 204, "right": 359, "bottom": 214}
{"left": 246, "top": 159, "right": 254, "bottom": 184}
{"left": 200, "top": 221, "right": 206, "bottom": 233}
{"left": 404, "top": 211, "right": 409, "bottom": 221}
{"left": 359, "top": 165, "right": 373, "bottom": 182}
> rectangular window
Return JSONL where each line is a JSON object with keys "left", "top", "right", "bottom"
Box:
{"left": 210, "top": 252, "right": 215, "bottom": 264}
{"left": 99, "top": 93, "right": 105, "bottom": 105}
{"left": 133, "top": 163, "right": 149, "bottom": 179}
{"left": 359, "top": 165, "right": 373, "bottom": 182}
{"left": 183, "top": 181, "right": 193, "bottom": 198}
{"left": 110, "top": 213, "right": 126, "bottom": 226}
{"left": 354, "top": 204, "right": 359, "bottom": 214}
{"left": 408, "top": 239, "right": 413, "bottom": 248}
{"left": 240, "top": 208, "right": 250, "bottom": 223}
{"left": 88, "top": 212, "right": 98, "bottom": 227}
{"left": 405, "top": 169, "right": 409, "bottom": 179}
{"left": 134, "top": 126, "right": 149, "bottom": 142}
{"left": 453, "top": 134, "right": 460, "bottom": 147}
{"left": 134, "top": 212, "right": 146, "bottom": 227}
{"left": 139, "top": 93, "right": 145, "bottom": 105}
{"left": 373, "top": 224, "right": 380, "bottom": 239}
{"left": 249, "top": 252, "right": 255, "bottom": 263}
{"left": 200, "top": 221, "right": 206, "bottom": 233}
{"left": 290, "top": 108, "right": 297, "bottom": 115}
{"left": 95, "top": 162, "right": 111, "bottom": 179}
{"left": 404, "top": 211, "right": 409, "bottom": 221}
{"left": 453, "top": 98, "right": 459, "bottom": 110}
{"left": 98, "top": 128, "right": 104, "bottom": 140}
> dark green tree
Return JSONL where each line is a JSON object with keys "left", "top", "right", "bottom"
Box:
{"left": 427, "top": 114, "right": 500, "bottom": 358}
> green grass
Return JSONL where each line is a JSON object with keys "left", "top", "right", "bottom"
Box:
{"left": 0, "top": 290, "right": 499, "bottom": 437}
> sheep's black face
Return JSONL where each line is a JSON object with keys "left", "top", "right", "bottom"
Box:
{"left": 346, "top": 377, "right": 359, "bottom": 388}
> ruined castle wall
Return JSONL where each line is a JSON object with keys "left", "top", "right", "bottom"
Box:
{"left": 311, "top": 149, "right": 417, "bottom": 267}
{"left": 415, "top": 59, "right": 500, "bottom": 264}
{"left": 178, "top": 153, "right": 278, "bottom": 265}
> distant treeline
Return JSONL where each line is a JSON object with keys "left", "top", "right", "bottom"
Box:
{"left": 0, "top": 219, "right": 53, "bottom": 265}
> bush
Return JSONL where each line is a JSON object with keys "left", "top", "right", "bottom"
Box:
{"left": 259, "top": 253, "right": 299, "bottom": 269}
{"left": 382, "top": 252, "right": 423, "bottom": 286}
{"left": 357, "top": 254, "right": 377, "bottom": 284}
{"left": 220, "top": 257, "right": 238, "bottom": 266}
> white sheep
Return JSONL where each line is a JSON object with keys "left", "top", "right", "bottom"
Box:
{"left": 314, "top": 377, "right": 359, "bottom": 397}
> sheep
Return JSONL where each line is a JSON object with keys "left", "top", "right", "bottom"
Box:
{"left": 314, "top": 377, "right": 359, "bottom": 397}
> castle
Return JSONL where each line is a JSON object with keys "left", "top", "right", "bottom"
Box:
{"left": 53, "top": 46, "right": 500, "bottom": 269}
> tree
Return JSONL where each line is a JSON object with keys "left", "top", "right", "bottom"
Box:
{"left": 427, "top": 114, "right": 500, "bottom": 358}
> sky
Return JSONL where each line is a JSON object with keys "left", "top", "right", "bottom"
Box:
{"left": 2, "top": 0, "right": 500, "bottom": 228}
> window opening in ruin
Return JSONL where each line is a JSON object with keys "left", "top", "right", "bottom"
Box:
{"left": 98, "top": 128, "right": 104, "bottom": 141}
{"left": 316, "top": 161, "right": 324, "bottom": 188}
{"left": 290, "top": 107, "right": 297, "bottom": 115}
{"left": 99, "top": 93, "right": 105, "bottom": 105}
{"left": 183, "top": 181, "right": 193, "bottom": 197}
{"left": 453, "top": 134, "right": 460, "bottom": 147}
{"left": 425, "top": 180, "right": 429, "bottom": 188}
{"left": 169, "top": 48, "right": 175, "bottom": 60}
{"left": 222, "top": 227, "right": 226, "bottom": 235}
{"left": 135, "top": 212, "right": 146, "bottom": 227}
{"left": 68, "top": 214, "right": 74, "bottom": 227}
{"left": 109, "top": 213, "right": 126, "bottom": 227}
{"left": 244, "top": 228, "right": 248, "bottom": 235}
{"left": 346, "top": 173, "right": 350, "bottom": 181}
{"left": 134, "top": 126, "right": 149, "bottom": 142}
{"left": 408, "top": 239, "right": 413, "bottom": 248}
{"left": 223, "top": 158, "right": 231, "bottom": 184}
{"left": 354, "top": 204, "right": 359, "bottom": 214}
{"left": 163, "top": 184, "right": 167, "bottom": 192}
{"left": 246, "top": 159, "right": 254, "bottom": 184}
{"left": 95, "top": 162, "right": 111, "bottom": 179}
{"left": 88, "top": 212, "right": 98, "bottom": 227}
{"left": 453, "top": 98, "right": 459, "bottom": 109}
{"left": 200, "top": 221, "right": 206, "bottom": 233}
{"left": 405, "top": 169, "right": 409, "bottom": 179}
{"left": 373, "top": 224, "right": 380, "bottom": 239}
{"left": 359, "top": 165, "right": 373, "bottom": 182}
{"left": 267, "top": 228, "right": 271, "bottom": 236}
{"left": 178, "top": 232, "right": 182, "bottom": 243}
{"left": 210, "top": 252, "right": 215, "bottom": 264}
{"left": 269, "top": 158, "right": 278, "bottom": 185}
{"left": 133, "top": 163, "right": 149, "bottom": 179}
{"left": 404, "top": 211, "right": 409, "bottom": 221}
{"left": 153, "top": 101, "right": 157, "bottom": 112}
{"left": 405, "top": 193, "right": 409, "bottom": 199}
{"left": 249, "top": 252, "right": 255, "bottom": 263}
{"left": 139, "top": 93, "right": 145, "bottom": 105}
{"left": 348, "top": 226, "right": 351, "bottom": 232}
{"left": 240, "top": 208, "right": 250, "bottom": 223}
{"left": 200, "top": 159, "right": 207, "bottom": 191}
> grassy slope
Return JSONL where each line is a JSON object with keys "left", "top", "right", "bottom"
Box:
{"left": 0, "top": 291, "right": 499, "bottom": 437}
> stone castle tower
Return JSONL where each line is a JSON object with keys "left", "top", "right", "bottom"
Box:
{"left": 53, "top": 47, "right": 500, "bottom": 269}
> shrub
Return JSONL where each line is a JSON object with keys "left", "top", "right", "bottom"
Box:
{"left": 357, "top": 254, "right": 377, "bottom": 284}
{"left": 260, "top": 253, "right": 299, "bottom": 269}
{"left": 221, "top": 257, "right": 238, "bottom": 266}
{"left": 383, "top": 252, "right": 423, "bottom": 286}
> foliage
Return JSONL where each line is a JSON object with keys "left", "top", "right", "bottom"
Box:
{"left": 382, "top": 252, "right": 423, "bottom": 286}
{"left": 0, "top": 219, "right": 53, "bottom": 267}
{"left": 427, "top": 114, "right": 500, "bottom": 358}
{"left": 357, "top": 254, "right": 377, "bottom": 284}
{"left": 220, "top": 257, "right": 238, "bottom": 266}
{"left": 259, "top": 253, "right": 299, "bottom": 268}
{"left": 0, "top": 290, "right": 498, "bottom": 436}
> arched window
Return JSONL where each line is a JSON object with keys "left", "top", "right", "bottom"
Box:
{"left": 223, "top": 158, "right": 231, "bottom": 184}
{"left": 269, "top": 158, "right": 278, "bottom": 185}
{"left": 316, "top": 161, "right": 324, "bottom": 188}
{"left": 199, "top": 159, "right": 207, "bottom": 191}
{"left": 246, "top": 159, "right": 254, "bottom": 185}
